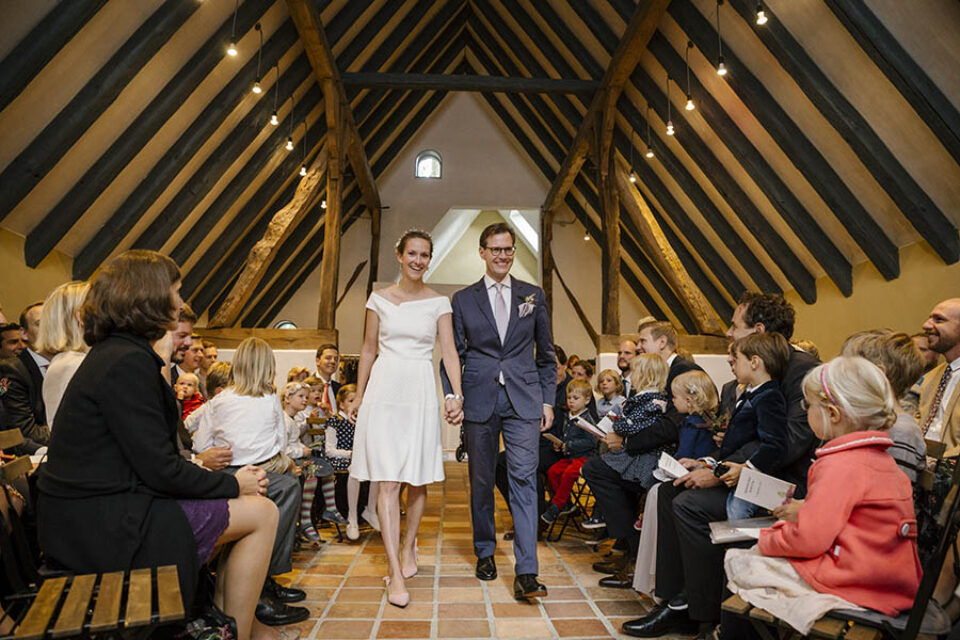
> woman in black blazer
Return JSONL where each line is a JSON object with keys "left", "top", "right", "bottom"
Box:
{"left": 38, "top": 250, "right": 280, "bottom": 640}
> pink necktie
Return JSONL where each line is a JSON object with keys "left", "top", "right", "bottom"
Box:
{"left": 494, "top": 283, "right": 508, "bottom": 343}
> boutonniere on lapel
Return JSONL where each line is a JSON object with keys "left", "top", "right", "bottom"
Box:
{"left": 518, "top": 293, "right": 537, "bottom": 318}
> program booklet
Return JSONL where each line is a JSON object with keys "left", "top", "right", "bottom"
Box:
{"left": 574, "top": 415, "right": 609, "bottom": 438}
{"left": 734, "top": 467, "right": 796, "bottom": 511}
{"left": 709, "top": 516, "right": 777, "bottom": 544}
{"left": 541, "top": 432, "right": 563, "bottom": 447}
{"left": 657, "top": 452, "right": 691, "bottom": 480}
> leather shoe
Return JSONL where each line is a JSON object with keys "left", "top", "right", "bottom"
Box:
{"left": 255, "top": 598, "right": 310, "bottom": 626}
{"left": 263, "top": 577, "right": 306, "bottom": 603}
{"left": 598, "top": 564, "right": 634, "bottom": 589}
{"left": 513, "top": 574, "right": 547, "bottom": 600}
{"left": 592, "top": 558, "right": 626, "bottom": 574}
{"left": 476, "top": 555, "right": 497, "bottom": 581}
{"left": 621, "top": 604, "right": 698, "bottom": 638}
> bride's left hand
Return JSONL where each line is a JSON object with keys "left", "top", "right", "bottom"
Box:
{"left": 444, "top": 396, "right": 464, "bottom": 425}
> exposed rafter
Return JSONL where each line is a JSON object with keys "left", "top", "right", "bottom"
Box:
{"left": 541, "top": 0, "right": 671, "bottom": 215}
{"left": 342, "top": 72, "right": 598, "bottom": 94}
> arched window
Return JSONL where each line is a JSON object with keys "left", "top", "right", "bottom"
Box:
{"left": 415, "top": 150, "right": 442, "bottom": 178}
{"left": 273, "top": 320, "right": 298, "bottom": 330}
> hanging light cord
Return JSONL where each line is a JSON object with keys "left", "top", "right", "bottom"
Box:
{"left": 717, "top": 0, "right": 724, "bottom": 58}
{"left": 230, "top": 0, "right": 238, "bottom": 41}
{"left": 273, "top": 64, "right": 279, "bottom": 111}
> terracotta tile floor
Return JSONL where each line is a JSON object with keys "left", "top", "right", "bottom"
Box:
{"left": 275, "top": 462, "right": 691, "bottom": 639}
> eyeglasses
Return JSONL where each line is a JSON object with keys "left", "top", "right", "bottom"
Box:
{"left": 484, "top": 246, "right": 516, "bottom": 257}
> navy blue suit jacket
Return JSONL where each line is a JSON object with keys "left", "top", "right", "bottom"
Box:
{"left": 441, "top": 278, "right": 556, "bottom": 422}
{"left": 717, "top": 380, "right": 788, "bottom": 474}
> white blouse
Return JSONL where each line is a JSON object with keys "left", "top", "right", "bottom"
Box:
{"left": 191, "top": 388, "right": 285, "bottom": 465}
{"left": 43, "top": 350, "right": 86, "bottom": 428}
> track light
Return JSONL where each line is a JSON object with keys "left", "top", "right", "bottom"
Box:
{"left": 270, "top": 112, "right": 278, "bottom": 125}
{"left": 717, "top": 56, "right": 727, "bottom": 76}
{"left": 300, "top": 165, "right": 307, "bottom": 177}
{"left": 227, "top": 0, "right": 239, "bottom": 57}
{"left": 252, "top": 80, "right": 262, "bottom": 94}
{"left": 756, "top": 4, "right": 768, "bottom": 25}
{"left": 285, "top": 136, "right": 294, "bottom": 151}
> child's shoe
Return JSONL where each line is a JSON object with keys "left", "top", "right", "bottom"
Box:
{"left": 581, "top": 513, "right": 606, "bottom": 529}
{"left": 560, "top": 501, "right": 579, "bottom": 516}
{"left": 322, "top": 510, "right": 347, "bottom": 525}
{"left": 299, "top": 524, "right": 322, "bottom": 542}
{"left": 346, "top": 520, "right": 360, "bottom": 541}
{"left": 540, "top": 504, "right": 560, "bottom": 524}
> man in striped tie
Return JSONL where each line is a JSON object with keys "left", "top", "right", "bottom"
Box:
{"left": 919, "top": 299, "right": 960, "bottom": 455}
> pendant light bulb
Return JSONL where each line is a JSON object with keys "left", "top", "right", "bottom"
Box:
{"left": 645, "top": 148, "right": 654, "bottom": 159}
{"left": 285, "top": 136, "right": 294, "bottom": 151}
{"left": 227, "top": 41, "right": 238, "bottom": 57}
{"left": 629, "top": 172, "right": 637, "bottom": 183}
{"left": 685, "top": 96, "right": 695, "bottom": 111}
{"left": 666, "top": 120, "right": 675, "bottom": 136}
{"left": 270, "top": 112, "right": 278, "bottom": 126}
{"left": 583, "top": 233, "right": 590, "bottom": 241}
{"left": 717, "top": 56, "right": 727, "bottom": 76}
{"left": 321, "top": 199, "right": 327, "bottom": 209}
{"left": 252, "top": 80, "right": 262, "bottom": 94}
{"left": 756, "top": 6, "right": 768, "bottom": 25}
{"left": 299, "top": 165, "right": 307, "bottom": 177}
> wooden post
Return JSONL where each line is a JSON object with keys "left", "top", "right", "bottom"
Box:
{"left": 540, "top": 208, "right": 554, "bottom": 314}
{"left": 599, "top": 144, "right": 620, "bottom": 336}
{"left": 367, "top": 205, "right": 380, "bottom": 299}
{"left": 318, "top": 80, "right": 343, "bottom": 330}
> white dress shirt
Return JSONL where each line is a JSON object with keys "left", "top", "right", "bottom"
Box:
{"left": 924, "top": 357, "right": 960, "bottom": 442}
{"left": 29, "top": 348, "right": 50, "bottom": 378}
{"left": 192, "top": 389, "right": 285, "bottom": 465}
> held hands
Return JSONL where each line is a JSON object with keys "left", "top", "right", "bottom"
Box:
{"left": 602, "top": 431, "right": 624, "bottom": 451}
{"left": 718, "top": 462, "right": 744, "bottom": 488}
{"left": 675, "top": 467, "right": 721, "bottom": 490}
{"left": 444, "top": 396, "right": 464, "bottom": 425}
{"left": 236, "top": 465, "right": 269, "bottom": 496}
{"left": 772, "top": 498, "right": 804, "bottom": 522}
{"left": 540, "top": 405, "right": 554, "bottom": 433}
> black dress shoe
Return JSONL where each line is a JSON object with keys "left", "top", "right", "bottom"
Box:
{"left": 476, "top": 555, "right": 497, "bottom": 580}
{"left": 255, "top": 598, "right": 310, "bottom": 626}
{"left": 263, "top": 577, "right": 306, "bottom": 603}
{"left": 592, "top": 558, "right": 625, "bottom": 574}
{"left": 621, "top": 604, "right": 699, "bottom": 638}
{"left": 598, "top": 566, "right": 634, "bottom": 589}
{"left": 513, "top": 574, "right": 547, "bottom": 600}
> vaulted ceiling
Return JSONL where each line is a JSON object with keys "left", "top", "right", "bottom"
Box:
{"left": 2, "top": 0, "right": 959, "bottom": 332}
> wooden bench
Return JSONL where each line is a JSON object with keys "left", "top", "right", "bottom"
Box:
{"left": 0, "top": 429, "right": 186, "bottom": 639}
{"left": 3, "top": 566, "right": 185, "bottom": 640}
{"left": 721, "top": 594, "right": 877, "bottom": 640}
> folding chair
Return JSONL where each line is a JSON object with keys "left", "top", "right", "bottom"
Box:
{"left": 545, "top": 473, "right": 596, "bottom": 542}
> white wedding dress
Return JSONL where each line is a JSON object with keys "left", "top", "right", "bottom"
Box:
{"left": 349, "top": 292, "right": 451, "bottom": 485}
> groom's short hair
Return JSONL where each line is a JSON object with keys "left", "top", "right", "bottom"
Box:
{"left": 479, "top": 222, "right": 515, "bottom": 248}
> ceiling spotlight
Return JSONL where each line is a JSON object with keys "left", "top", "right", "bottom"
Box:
{"left": 252, "top": 80, "right": 262, "bottom": 94}
{"left": 300, "top": 165, "right": 307, "bottom": 177}
{"left": 717, "top": 56, "right": 728, "bottom": 76}
{"left": 226, "top": 41, "right": 238, "bottom": 57}
{"left": 756, "top": 5, "right": 768, "bottom": 25}
{"left": 285, "top": 136, "right": 294, "bottom": 151}
{"left": 270, "top": 112, "right": 278, "bottom": 126}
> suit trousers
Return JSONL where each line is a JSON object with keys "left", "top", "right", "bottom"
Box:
{"left": 466, "top": 385, "right": 540, "bottom": 575}
{"left": 581, "top": 456, "right": 645, "bottom": 541}
{"left": 496, "top": 443, "right": 562, "bottom": 516}
{"left": 655, "top": 482, "right": 730, "bottom": 622}
{"left": 226, "top": 467, "right": 299, "bottom": 576}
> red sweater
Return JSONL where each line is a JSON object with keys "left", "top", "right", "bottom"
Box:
{"left": 758, "top": 430, "right": 921, "bottom": 615}
{"left": 181, "top": 393, "right": 206, "bottom": 420}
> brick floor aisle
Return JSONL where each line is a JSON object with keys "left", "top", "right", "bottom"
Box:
{"left": 276, "top": 461, "right": 690, "bottom": 639}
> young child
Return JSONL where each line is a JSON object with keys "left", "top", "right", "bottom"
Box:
{"left": 541, "top": 379, "right": 599, "bottom": 524}
{"left": 184, "top": 361, "right": 231, "bottom": 434}
{"left": 192, "top": 338, "right": 289, "bottom": 475}
{"left": 322, "top": 385, "right": 379, "bottom": 541}
{"left": 281, "top": 382, "right": 342, "bottom": 544}
{"left": 712, "top": 332, "right": 790, "bottom": 520}
{"left": 598, "top": 354, "right": 670, "bottom": 490}
{"left": 296, "top": 376, "right": 324, "bottom": 436}
{"left": 175, "top": 372, "right": 205, "bottom": 420}
{"left": 287, "top": 366, "right": 310, "bottom": 383}
{"left": 722, "top": 357, "right": 922, "bottom": 637}
{"left": 596, "top": 369, "right": 626, "bottom": 417}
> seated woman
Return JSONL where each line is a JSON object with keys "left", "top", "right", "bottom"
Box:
{"left": 722, "top": 356, "right": 922, "bottom": 638}
{"left": 37, "top": 250, "right": 284, "bottom": 640}
{"left": 36, "top": 281, "right": 89, "bottom": 428}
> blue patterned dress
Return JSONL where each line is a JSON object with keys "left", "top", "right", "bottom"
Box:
{"left": 600, "top": 390, "right": 668, "bottom": 488}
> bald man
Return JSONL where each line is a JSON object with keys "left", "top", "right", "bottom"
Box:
{"left": 919, "top": 298, "right": 960, "bottom": 455}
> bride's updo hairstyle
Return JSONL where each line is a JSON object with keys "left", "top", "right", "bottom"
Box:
{"left": 396, "top": 229, "right": 433, "bottom": 256}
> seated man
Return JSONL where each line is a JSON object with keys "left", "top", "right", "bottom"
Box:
{"left": 582, "top": 322, "right": 701, "bottom": 586}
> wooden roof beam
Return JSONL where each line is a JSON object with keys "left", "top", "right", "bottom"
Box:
{"left": 541, "top": 0, "right": 671, "bottom": 215}
{"left": 342, "top": 72, "right": 598, "bottom": 94}
{"left": 286, "top": 0, "right": 380, "bottom": 214}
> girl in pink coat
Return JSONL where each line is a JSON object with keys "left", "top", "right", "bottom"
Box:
{"left": 723, "top": 356, "right": 922, "bottom": 637}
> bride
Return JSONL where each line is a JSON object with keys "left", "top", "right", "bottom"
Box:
{"left": 349, "top": 230, "right": 464, "bottom": 607}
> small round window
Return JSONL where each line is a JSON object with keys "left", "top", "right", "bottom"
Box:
{"left": 273, "top": 320, "right": 298, "bottom": 330}
{"left": 415, "top": 150, "right": 441, "bottom": 178}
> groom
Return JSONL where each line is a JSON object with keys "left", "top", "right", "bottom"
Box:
{"left": 441, "top": 222, "right": 557, "bottom": 601}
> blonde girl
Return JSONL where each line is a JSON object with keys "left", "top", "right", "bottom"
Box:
{"left": 281, "top": 382, "right": 342, "bottom": 544}
{"left": 596, "top": 368, "right": 626, "bottom": 416}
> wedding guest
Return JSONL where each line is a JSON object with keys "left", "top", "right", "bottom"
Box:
{"left": 541, "top": 380, "right": 599, "bottom": 524}
{"left": 595, "top": 368, "right": 626, "bottom": 416}
{"left": 36, "top": 282, "right": 89, "bottom": 427}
